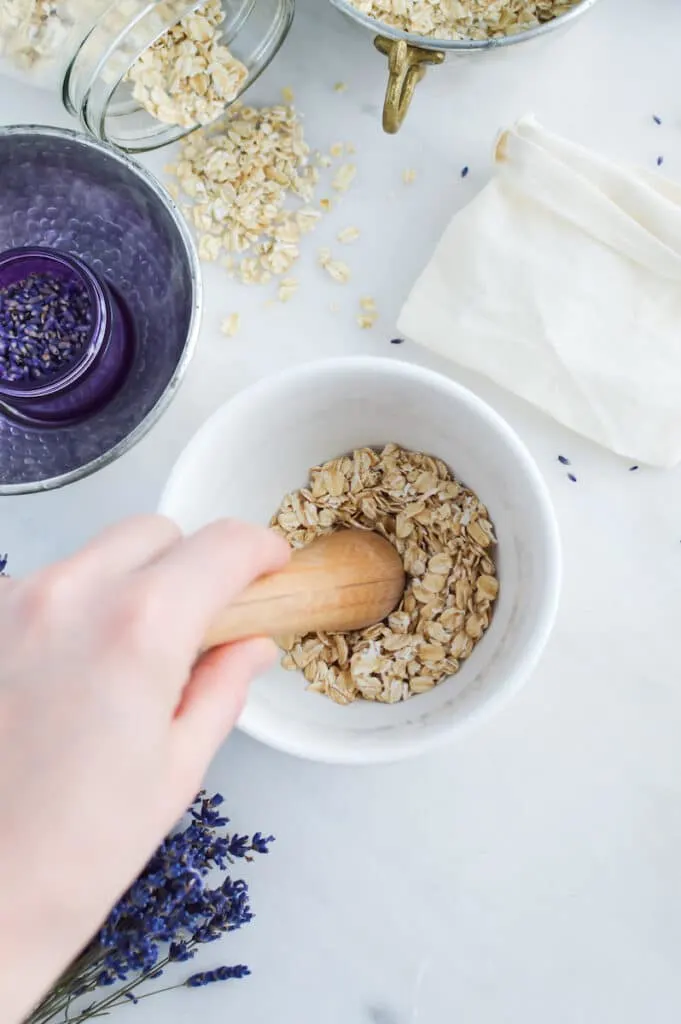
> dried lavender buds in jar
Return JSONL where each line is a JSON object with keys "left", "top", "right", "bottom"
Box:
{"left": 0, "top": 272, "right": 93, "bottom": 383}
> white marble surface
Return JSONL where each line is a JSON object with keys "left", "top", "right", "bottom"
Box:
{"left": 3, "top": 0, "right": 681, "bottom": 1020}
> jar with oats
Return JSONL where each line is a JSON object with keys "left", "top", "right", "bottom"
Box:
{"left": 0, "top": 1, "right": 294, "bottom": 152}
{"left": 329, "top": 0, "right": 602, "bottom": 133}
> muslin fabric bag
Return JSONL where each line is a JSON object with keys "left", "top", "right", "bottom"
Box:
{"left": 398, "top": 116, "right": 681, "bottom": 467}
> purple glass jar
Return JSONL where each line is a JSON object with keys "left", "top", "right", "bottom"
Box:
{"left": 0, "top": 246, "right": 133, "bottom": 425}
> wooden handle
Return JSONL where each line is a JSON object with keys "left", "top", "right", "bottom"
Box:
{"left": 204, "top": 529, "right": 405, "bottom": 649}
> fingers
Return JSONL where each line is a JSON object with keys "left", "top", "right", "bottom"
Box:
{"left": 143, "top": 520, "right": 290, "bottom": 651}
{"left": 68, "top": 516, "right": 182, "bottom": 577}
{"left": 173, "top": 637, "right": 277, "bottom": 763}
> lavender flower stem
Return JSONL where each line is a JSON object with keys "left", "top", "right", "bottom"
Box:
{"left": 70, "top": 954, "right": 175, "bottom": 1022}
{"left": 30, "top": 952, "right": 104, "bottom": 1023}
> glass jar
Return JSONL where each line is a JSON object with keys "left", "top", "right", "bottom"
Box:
{"left": 0, "top": 245, "right": 133, "bottom": 424}
{"left": 0, "top": 0, "right": 295, "bottom": 152}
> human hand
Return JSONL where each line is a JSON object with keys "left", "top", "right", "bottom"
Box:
{"left": 0, "top": 517, "right": 289, "bottom": 1024}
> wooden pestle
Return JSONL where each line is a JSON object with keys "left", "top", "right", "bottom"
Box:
{"left": 203, "top": 529, "right": 405, "bottom": 649}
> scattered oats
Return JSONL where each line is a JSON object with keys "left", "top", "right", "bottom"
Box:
{"left": 330, "top": 142, "right": 345, "bottom": 158}
{"left": 239, "top": 257, "right": 264, "bottom": 285}
{"left": 346, "top": 0, "right": 581, "bottom": 40}
{"left": 332, "top": 163, "right": 357, "bottom": 192}
{"left": 198, "top": 233, "right": 222, "bottom": 261}
{"left": 126, "top": 0, "right": 248, "bottom": 129}
{"left": 319, "top": 249, "right": 351, "bottom": 284}
{"left": 330, "top": 301, "right": 340, "bottom": 313}
{"left": 168, "top": 102, "right": 316, "bottom": 284}
{"left": 346, "top": 142, "right": 357, "bottom": 155}
{"left": 334, "top": 81, "right": 348, "bottom": 92}
{"left": 167, "top": 98, "right": 355, "bottom": 287}
{"left": 337, "top": 226, "right": 361, "bottom": 244}
{"left": 220, "top": 313, "right": 240, "bottom": 337}
{"left": 403, "top": 168, "right": 417, "bottom": 184}
{"left": 358, "top": 295, "right": 378, "bottom": 324}
{"left": 277, "top": 277, "right": 299, "bottom": 302}
{"left": 296, "top": 208, "right": 322, "bottom": 234}
{"left": 281, "top": 85, "right": 295, "bottom": 103}
{"left": 271, "top": 444, "right": 499, "bottom": 704}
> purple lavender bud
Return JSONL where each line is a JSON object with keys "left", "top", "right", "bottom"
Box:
{"left": 0, "top": 271, "right": 93, "bottom": 382}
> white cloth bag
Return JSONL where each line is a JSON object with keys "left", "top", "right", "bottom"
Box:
{"left": 398, "top": 116, "right": 681, "bottom": 467}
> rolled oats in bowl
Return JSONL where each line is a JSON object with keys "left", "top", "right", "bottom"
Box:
{"left": 159, "top": 357, "right": 561, "bottom": 763}
{"left": 346, "top": 0, "right": 582, "bottom": 41}
{"left": 271, "top": 444, "right": 499, "bottom": 706}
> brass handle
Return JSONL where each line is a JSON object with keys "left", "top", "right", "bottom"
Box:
{"left": 374, "top": 36, "right": 445, "bottom": 134}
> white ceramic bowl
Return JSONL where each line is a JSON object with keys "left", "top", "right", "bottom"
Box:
{"left": 160, "top": 357, "right": 561, "bottom": 764}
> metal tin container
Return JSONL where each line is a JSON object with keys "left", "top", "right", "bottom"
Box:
{"left": 329, "top": 0, "right": 603, "bottom": 133}
{"left": 0, "top": 0, "right": 295, "bottom": 152}
{"left": 0, "top": 125, "right": 201, "bottom": 494}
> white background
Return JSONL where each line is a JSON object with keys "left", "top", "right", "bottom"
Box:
{"left": 3, "top": 0, "right": 681, "bottom": 1020}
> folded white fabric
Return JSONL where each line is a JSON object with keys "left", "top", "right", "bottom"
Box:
{"left": 398, "top": 115, "right": 681, "bottom": 467}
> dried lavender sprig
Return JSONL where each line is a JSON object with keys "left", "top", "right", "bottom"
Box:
{"left": 27, "top": 792, "right": 274, "bottom": 1024}
{"left": 57, "top": 956, "right": 250, "bottom": 1021}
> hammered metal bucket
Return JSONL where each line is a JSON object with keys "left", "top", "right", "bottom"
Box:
{"left": 329, "top": 0, "right": 603, "bottom": 133}
{"left": 0, "top": 125, "right": 201, "bottom": 494}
